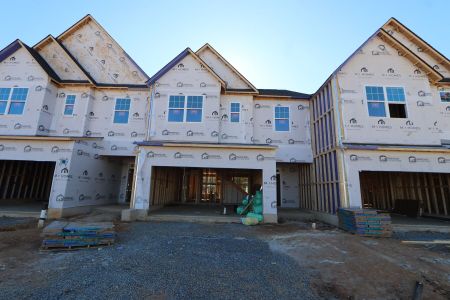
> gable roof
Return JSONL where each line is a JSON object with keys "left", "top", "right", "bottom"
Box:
{"left": 57, "top": 14, "right": 149, "bottom": 83}
{"left": 33, "top": 34, "right": 93, "bottom": 84}
{"left": 196, "top": 43, "right": 258, "bottom": 93}
{"left": 383, "top": 17, "right": 450, "bottom": 80}
{"left": 258, "top": 89, "right": 310, "bottom": 99}
{"left": 314, "top": 19, "right": 446, "bottom": 96}
{"left": 0, "top": 39, "right": 62, "bottom": 83}
{"left": 377, "top": 28, "right": 443, "bottom": 82}
{"left": 147, "top": 47, "right": 226, "bottom": 87}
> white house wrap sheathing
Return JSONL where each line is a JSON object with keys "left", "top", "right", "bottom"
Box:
{"left": 0, "top": 138, "right": 122, "bottom": 217}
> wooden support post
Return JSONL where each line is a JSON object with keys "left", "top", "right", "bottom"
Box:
{"left": 414, "top": 173, "right": 423, "bottom": 215}
{"left": 388, "top": 172, "right": 395, "bottom": 209}
{"left": 429, "top": 174, "right": 439, "bottom": 215}
{"left": 438, "top": 174, "right": 447, "bottom": 216}
{"left": 422, "top": 173, "right": 431, "bottom": 214}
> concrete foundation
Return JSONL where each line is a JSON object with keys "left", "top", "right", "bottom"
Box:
{"left": 121, "top": 208, "right": 148, "bottom": 221}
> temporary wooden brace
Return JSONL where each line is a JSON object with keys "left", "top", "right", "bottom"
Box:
{"left": 28, "top": 162, "right": 39, "bottom": 199}
{"left": 0, "top": 163, "right": 6, "bottom": 193}
{"left": 17, "top": 162, "right": 27, "bottom": 199}
{"left": 2, "top": 161, "right": 14, "bottom": 199}
{"left": 438, "top": 174, "right": 447, "bottom": 215}
{"left": 8, "top": 161, "right": 20, "bottom": 199}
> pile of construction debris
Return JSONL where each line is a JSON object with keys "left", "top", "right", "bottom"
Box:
{"left": 41, "top": 221, "right": 115, "bottom": 250}
{"left": 338, "top": 208, "right": 392, "bottom": 237}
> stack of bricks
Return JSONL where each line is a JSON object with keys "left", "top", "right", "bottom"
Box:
{"left": 338, "top": 208, "right": 392, "bottom": 237}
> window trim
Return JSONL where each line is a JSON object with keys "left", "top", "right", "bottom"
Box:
{"left": 63, "top": 94, "right": 76, "bottom": 117}
{"left": 0, "top": 87, "right": 29, "bottom": 116}
{"left": 273, "top": 105, "right": 290, "bottom": 132}
{"left": 230, "top": 102, "right": 240, "bottom": 123}
{"left": 364, "top": 85, "right": 408, "bottom": 118}
{"left": 113, "top": 97, "right": 131, "bottom": 124}
{"left": 167, "top": 94, "right": 204, "bottom": 123}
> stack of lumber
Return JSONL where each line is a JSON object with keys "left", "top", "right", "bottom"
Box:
{"left": 338, "top": 208, "right": 392, "bottom": 237}
{"left": 41, "top": 221, "right": 115, "bottom": 250}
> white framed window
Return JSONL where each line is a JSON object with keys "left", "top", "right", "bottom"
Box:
{"left": 440, "top": 89, "right": 450, "bottom": 102}
{"left": 230, "top": 102, "right": 240, "bottom": 122}
{"left": 274, "top": 106, "right": 289, "bottom": 131}
{"left": 186, "top": 96, "right": 203, "bottom": 122}
{"left": 168, "top": 95, "right": 203, "bottom": 122}
{"left": 63, "top": 95, "right": 76, "bottom": 116}
{"left": 168, "top": 95, "right": 185, "bottom": 122}
{"left": 365, "top": 86, "right": 407, "bottom": 118}
{"left": 366, "top": 86, "right": 386, "bottom": 117}
{"left": 0, "top": 88, "right": 10, "bottom": 115}
{"left": 113, "top": 98, "right": 131, "bottom": 124}
{"left": 0, "top": 87, "right": 29, "bottom": 115}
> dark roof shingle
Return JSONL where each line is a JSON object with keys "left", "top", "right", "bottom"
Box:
{"left": 258, "top": 89, "right": 310, "bottom": 99}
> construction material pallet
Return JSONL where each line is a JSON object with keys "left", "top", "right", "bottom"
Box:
{"left": 338, "top": 208, "right": 392, "bottom": 237}
{"left": 41, "top": 221, "right": 116, "bottom": 250}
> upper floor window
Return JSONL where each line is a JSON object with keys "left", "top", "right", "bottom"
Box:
{"left": 113, "top": 98, "right": 131, "bottom": 124}
{"left": 440, "top": 90, "right": 450, "bottom": 102}
{"left": 186, "top": 96, "right": 203, "bottom": 122}
{"left": 366, "top": 86, "right": 407, "bottom": 118}
{"left": 0, "top": 87, "right": 29, "bottom": 115}
{"left": 63, "top": 95, "right": 76, "bottom": 116}
{"left": 274, "top": 106, "right": 289, "bottom": 131}
{"left": 168, "top": 95, "right": 203, "bottom": 122}
{"left": 366, "top": 86, "right": 386, "bottom": 117}
{"left": 168, "top": 95, "right": 185, "bottom": 122}
{"left": 386, "top": 87, "right": 407, "bottom": 118}
{"left": 230, "top": 102, "right": 240, "bottom": 122}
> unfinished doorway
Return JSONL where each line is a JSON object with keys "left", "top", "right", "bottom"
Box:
{"left": 0, "top": 160, "right": 55, "bottom": 210}
{"left": 359, "top": 171, "right": 450, "bottom": 218}
{"left": 150, "top": 167, "right": 261, "bottom": 207}
{"left": 125, "top": 163, "right": 135, "bottom": 203}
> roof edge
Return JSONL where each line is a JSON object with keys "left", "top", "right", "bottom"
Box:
{"left": 196, "top": 43, "right": 258, "bottom": 92}
{"left": 147, "top": 48, "right": 226, "bottom": 88}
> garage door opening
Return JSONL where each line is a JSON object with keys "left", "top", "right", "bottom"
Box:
{"left": 150, "top": 167, "right": 262, "bottom": 215}
{"left": 0, "top": 160, "right": 55, "bottom": 214}
{"left": 360, "top": 171, "right": 450, "bottom": 220}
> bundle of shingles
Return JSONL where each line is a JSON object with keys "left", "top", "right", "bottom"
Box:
{"left": 338, "top": 208, "right": 392, "bottom": 237}
{"left": 41, "top": 221, "right": 115, "bottom": 250}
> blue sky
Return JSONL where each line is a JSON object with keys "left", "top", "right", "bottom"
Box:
{"left": 0, "top": 1, "right": 448, "bottom": 93}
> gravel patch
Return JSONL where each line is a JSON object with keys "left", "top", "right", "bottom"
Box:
{"left": 0, "top": 221, "right": 318, "bottom": 299}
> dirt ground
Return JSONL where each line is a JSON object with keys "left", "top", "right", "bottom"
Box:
{"left": 0, "top": 216, "right": 449, "bottom": 299}
{"left": 256, "top": 222, "right": 450, "bottom": 300}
